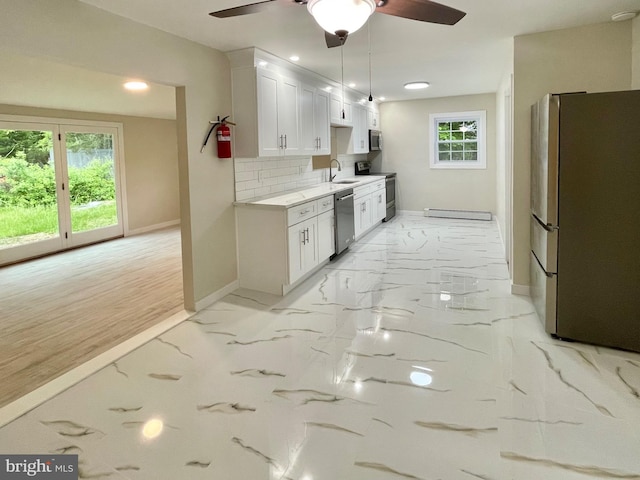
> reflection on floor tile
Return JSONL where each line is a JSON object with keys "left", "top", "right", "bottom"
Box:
{"left": 1, "top": 214, "right": 639, "bottom": 479}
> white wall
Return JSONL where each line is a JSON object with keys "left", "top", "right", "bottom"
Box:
{"left": 512, "top": 21, "right": 632, "bottom": 288}
{"left": 0, "top": 0, "right": 236, "bottom": 310}
{"left": 379, "top": 94, "right": 497, "bottom": 213}
{"left": 495, "top": 72, "right": 513, "bottom": 265}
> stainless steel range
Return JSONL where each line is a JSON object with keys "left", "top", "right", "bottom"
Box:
{"left": 355, "top": 161, "right": 396, "bottom": 221}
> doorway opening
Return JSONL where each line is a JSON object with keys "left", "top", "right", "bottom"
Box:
{"left": 0, "top": 117, "right": 125, "bottom": 266}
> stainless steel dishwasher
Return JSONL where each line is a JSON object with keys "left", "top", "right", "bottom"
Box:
{"left": 333, "top": 189, "right": 355, "bottom": 257}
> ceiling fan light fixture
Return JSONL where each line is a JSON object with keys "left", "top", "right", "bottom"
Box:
{"left": 404, "top": 81, "right": 430, "bottom": 90}
{"left": 307, "top": 0, "right": 376, "bottom": 36}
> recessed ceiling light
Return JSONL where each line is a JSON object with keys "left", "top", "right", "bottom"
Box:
{"left": 258, "top": 60, "right": 268, "bottom": 67}
{"left": 379, "top": 97, "right": 386, "bottom": 101}
{"left": 289, "top": 55, "right": 300, "bottom": 62}
{"left": 404, "top": 82, "right": 430, "bottom": 90}
{"left": 324, "top": 86, "right": 333, "bottom": 92}
{"left": 348, "top": 82, "right": 356, "bottom": 88}
{"left": 611, "top": 11, "right": 637, "bottom": 22}
{"left": 124, "top": 81, "right": 148, "bottom": 91}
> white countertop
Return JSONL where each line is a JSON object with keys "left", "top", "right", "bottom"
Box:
{"left": 234, "top": 176, "right": 386, "bottom": 208}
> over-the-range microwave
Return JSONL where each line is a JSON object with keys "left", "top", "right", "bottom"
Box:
{"left": 369, "top": 130, "right": 382, "bottom": 151}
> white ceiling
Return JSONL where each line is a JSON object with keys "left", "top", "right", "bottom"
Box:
{"left": 2, "top": 0, "right": 637, "bottom": 118}
{"left": 78, "top": 0, "right": 639, "bottom": 102}
{"left": 0, "top": 50, "right": 176, "bottom": 119}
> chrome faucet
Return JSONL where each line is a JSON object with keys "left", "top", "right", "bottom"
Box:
{"left": 329, "top": 158, "right": 341, "bottom": 182}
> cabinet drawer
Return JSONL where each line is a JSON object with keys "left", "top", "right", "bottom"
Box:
{"left": 317, "top": 195, "right": 334, "bottom": 214}
{"left": 287, "top": 200, "right": 317, "bottom": 226}
{"left": 354, "top": 184, "right": 372, "bottom": 198}
{"left": 371, "top": 180, "right": 385, "bottom": 192}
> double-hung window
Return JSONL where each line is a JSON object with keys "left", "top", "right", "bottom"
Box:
{"left": 429, "top": 110, "right": 486, "bottom": 169}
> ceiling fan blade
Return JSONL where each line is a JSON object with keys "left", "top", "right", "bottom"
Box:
{"left": 376, "top": 0, "right": 466, "bottom": 26}
{"left": 325, "top": 31, "right": 348, "bottom": 48}
{"left": 210, "top": 1, "right": 276, "bottom": 18}
{"left": 211, "top": 0, "right": 306, "bottom": 19}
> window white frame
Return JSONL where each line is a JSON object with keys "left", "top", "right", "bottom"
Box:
{"left": 429, "top": 110, "right": 486, "bottom": 169}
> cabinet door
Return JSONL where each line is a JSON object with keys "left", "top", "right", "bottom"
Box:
{"left": 257, "top": 70, "right": 281, "bottom": 157}
{"left": 317, "top": 209, "right": 335, "bottom": 260}
{"left": 300, "top": 83, "right": 316, "bottom": 155}
{"left": 353, "top": 105, "right": 368, "bottom": 153}
{"left": 362, "top": 196, "right": 373, "bottom": 231}
{"left": 314, "top": 89, "right": 331, "bottom": 155}
{"left": 368, "top": 107, "right": 380, "bottom": 130}
{"left": 374, "top": 190, "right": 385, "bottom": 222}
{"left": 279, "top": 75, "right": 301, "bottom": 156}
{"left": 354, "top": 197, "right": 365, "bottom": 239}
{"left": 288, "top": 217, "right": 318, "bottom": 284}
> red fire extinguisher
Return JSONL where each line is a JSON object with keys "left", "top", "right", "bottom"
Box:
{"left": 201, "top": 115, "right": 235, "bottom": 158}
{"left": 216, "top": 120, "right": 232, "bottom": 159}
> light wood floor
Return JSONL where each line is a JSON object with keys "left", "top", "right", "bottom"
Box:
{"left": 0, "top": 227, "right": 183, "bottom": 408}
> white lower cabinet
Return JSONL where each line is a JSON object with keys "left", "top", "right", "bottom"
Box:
{"left": 287, "top": 216, "right": 318, "bottom": 285}
{"left": 236, "top": 195, "right": 334, "bottom": 295}
{"left": 354, "top": 180, "right": 385, "bottom": 240}
{"left": 371, "top": 180, "right": 386, "bottom": 223}
{"left": 317, "top": 210, "right": 335, "bottom": 260}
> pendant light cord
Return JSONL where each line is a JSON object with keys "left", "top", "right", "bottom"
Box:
{"left": 368, "top": 22, "right": 373, "bottom": 102}
{"left": 341, "top": 44, "right": 345, "bottom": 119}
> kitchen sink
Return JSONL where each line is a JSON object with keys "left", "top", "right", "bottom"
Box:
{"left": 332, "top": 180, "right": 359, "bottom": 184}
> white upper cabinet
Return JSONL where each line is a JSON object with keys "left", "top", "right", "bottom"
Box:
{"left": 353, "top": 104, "right": 368, "bottom": 154}
{"left": 368, "top": 105, "right": 380, "bottom": 130}
{"left": 301, "top": 84, "right": 331, "bottom": 155}
{"left": 314, "top": 89, "right": 331, "bottom": 155}
{"left": 257, "top": 70, "right": 300, "bottom": 157}
{"left": 330, "top": 93, "right": 353, "bottom": 127}
{"left": 229, "top": 48, "right": 371, "bottom": 158}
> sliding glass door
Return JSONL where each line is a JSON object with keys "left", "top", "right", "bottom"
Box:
{"left": 0, "top": 118, "right": 124, "bottom": 265}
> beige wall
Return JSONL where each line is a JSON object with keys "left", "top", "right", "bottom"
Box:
{"left": 0, "top": 104, "right": 179, "bottom": 233}
{"left": 379, "top": 93, "right": 497, "bottom": 213}
{"left": 1, "top": 0, "right": 236, "bottom": 309}
{"left": 512, "top": 21, "right": 632, "bottom": 287}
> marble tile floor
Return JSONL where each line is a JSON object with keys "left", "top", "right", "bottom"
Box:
{"left": 0, "top": 213, "right": 639, "bottom": 480}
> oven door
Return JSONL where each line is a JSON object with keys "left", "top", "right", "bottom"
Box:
{"left": 384, "top": 176, "right": 396, "bottom": 221}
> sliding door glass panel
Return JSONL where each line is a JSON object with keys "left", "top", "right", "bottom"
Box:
{"left": 63, "top": 130, "right": 118, "bottom": 235}
{"left": 0, "top": 126, "right": 61, "bottom": 250}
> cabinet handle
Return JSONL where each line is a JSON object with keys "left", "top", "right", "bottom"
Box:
{"left": 284, "top": 134, "right": 287, "bottom": 149}
{"left": 305, "top": 228, "right": 310, "bottom": 243}
{"left": 379, "top": 195, "right": 382, "bottom": 203}
{"left": 300, "top": 208, "right": 311, "bottom": 216}
{"left": 301, "top": 230, "right": 306, "bottom": 245}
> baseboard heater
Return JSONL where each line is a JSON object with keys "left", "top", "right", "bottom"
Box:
{"left": 424, "top": 208, "right": 492, "bottom": 221}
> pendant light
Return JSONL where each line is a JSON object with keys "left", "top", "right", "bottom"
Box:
{"left": 307, "top": 0, "right": 376, "bottom": 37}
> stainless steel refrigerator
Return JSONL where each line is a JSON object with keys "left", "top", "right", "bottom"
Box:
{"left": 530, "top": 90, "right": 640, "bottom": 352}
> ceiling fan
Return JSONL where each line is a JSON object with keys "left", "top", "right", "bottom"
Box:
{"left": 210, "top": 0, "right": 466, "bottom": 48}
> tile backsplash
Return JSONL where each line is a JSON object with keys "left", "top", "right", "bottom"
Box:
{"left": 234, "top": 154, "right": 364, "bottom": 201}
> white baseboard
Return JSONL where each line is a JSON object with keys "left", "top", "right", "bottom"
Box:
{"left": 0, "top": 309, "right": 192, "bottom": 429}
{"left": 424, "top": 208, "right": 492, "bottom": 221}
{"left": 195, "top": 279, "right": 239, "bottom": 311}
{"left": 511, "top": 283, "right": 530, "bottom": 296}
{"left": 126, "top": 219, "right": 180, "bottom": 236}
